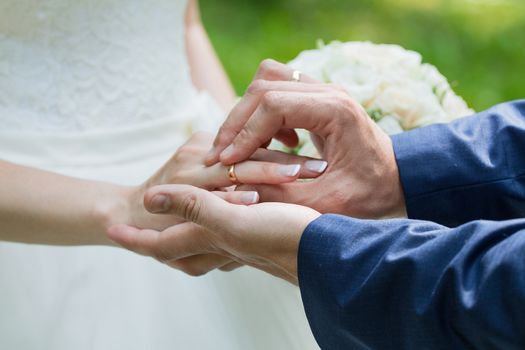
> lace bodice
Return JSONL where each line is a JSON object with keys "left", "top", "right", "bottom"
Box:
{"left": 0, "top": 0, "right": 214, "bottom": 132}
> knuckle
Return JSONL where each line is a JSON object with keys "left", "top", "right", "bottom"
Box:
{"left": 342, "top": 98, "right": 363, "bottom": 122}
{"left": 258, "top": 58, "right": 278, "bottom": 74}
{"left": 325, "top": 93, "right": 358, "bottom": 127}
{"left": 235, "top": 127, "right": 252, "bottom": 145}
{"left": 260, "top": 91, "right": 281, "bottom": 112}
{"left": 247, "top": 79, "right": 267, "bottom": 94}
{"left": 237, "top": 126, "right": 266, "bottom": 149}
{"left": 179, "top": 193, "right": 202, "bottom": 223}
{"left": 216, "top": 125, "right": 236, "bottom": 145}
{"left": 257, "top": 59, "right": 287, "bottom": 80}
{"left": 335, "top": 90, "right": 357, "bottom": 108}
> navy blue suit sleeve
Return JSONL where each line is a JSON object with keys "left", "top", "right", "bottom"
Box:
{"left": 298, "top": 214, "right": 525, "bottom": 350}
{"left": 392, "top": 100, "right": 525, "bottom": 227}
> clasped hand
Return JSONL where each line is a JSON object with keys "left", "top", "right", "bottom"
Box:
{"left": 109, "top": 59, "right": 407, "bottom": 283}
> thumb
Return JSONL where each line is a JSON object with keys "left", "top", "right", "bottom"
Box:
{"left": 144, "top": 184, "right": 241, "bottom": 232}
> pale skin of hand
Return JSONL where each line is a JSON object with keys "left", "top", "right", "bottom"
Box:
{"left": 108, "top": 184, "right": 321, "bottom": 284}
{"left": 205, "top": 59, "right": 407, "bottom": 219}
{"left": 0, "top": 131, "right": 325, "bottom": 247}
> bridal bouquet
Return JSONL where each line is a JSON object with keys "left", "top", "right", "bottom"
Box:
{"left": 279, "top": 41, "right": 474, "bottom": 157}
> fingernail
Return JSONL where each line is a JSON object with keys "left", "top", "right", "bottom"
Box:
{"left": 278, "top": 164, "right": 301, "bottom": 177}
{"left": 304, "top": 160, "right": 328, "bottom": 173}
{"left": 220, "top": 144, "right": 235, "bottom": 160}
{"left": 149, "top": 194, "right": 172, "bottom": 213}
{"left": 241, "top": 192, "right": 259, "bottom": 205}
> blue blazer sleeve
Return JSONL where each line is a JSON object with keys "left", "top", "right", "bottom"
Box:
{"left": 392, "top": 100, "right": 525, "bottom": 227}
{"left": 298, "top": 214, "right": 525, "bottom": 350}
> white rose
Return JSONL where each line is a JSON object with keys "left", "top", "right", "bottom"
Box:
{"left": 373, "top": 82, "right": 447, "bottom": 129}
{"left": 339, "top": 42, "right": 422, "bottom": 71}
{"left": 287, "top": 40, "right": 474, "bottom": 135}
{"left": 420, "top": 64, "right": 449, "bottom": 88}
{"left": 327, "top": 63, "right": 382, "bottom": 105}
{"left": 288, "top": 49, "right": 329, "bottom": 81}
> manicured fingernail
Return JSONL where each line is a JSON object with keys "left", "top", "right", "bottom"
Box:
{"left": 278, "top": 164, "right": 301, "bottom": 177}
{"left": 304, "top": 160, "right": 328, "bottom": 173}
{"left": 220, "top": 144, "right": 235, "bottom": 160}
{"left": 241, "top": 192, "right": 259, "bottom": 205}
{"left": 149, "top": 194, "right": 171, "bottom": 213}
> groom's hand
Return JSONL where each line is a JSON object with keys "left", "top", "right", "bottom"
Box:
{"left": 206, "top": 59, "right": 406, "bottom": 218}
{"left": 205, "top": 59, "right": 321, "bottom": 163}
{"left": 108, "top": 184, "right": 320, "bottom": 284}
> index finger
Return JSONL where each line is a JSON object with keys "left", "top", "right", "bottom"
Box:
{"left": 218, "top": 91, "right": 335, "bottom": 165}
{"left": 204, "top": 60, "right": 319, "bottom": 166}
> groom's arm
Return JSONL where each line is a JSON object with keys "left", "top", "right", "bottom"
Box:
{"left": 392, "top": 100, "right": 525, "bottom": 227}
{"left": 299, "top": 214, "right": 525, "bottom": 350}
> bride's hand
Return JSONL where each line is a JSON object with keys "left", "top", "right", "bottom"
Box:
{"left": 120, "top": 132, "right": 326, "bottom": 236}
{"left": 143, "top": 132, "right": 325, "bottom": 191}
{"left": 111, "top": 132, "right": 326, "bottom": 270}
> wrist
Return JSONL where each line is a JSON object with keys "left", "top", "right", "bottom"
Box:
{"left": 119, "top": 183, "right": 165, "bottom": 230}
{"left": 235, "top": 205, "right": 321, "bottom": 284}
{"left": 119, "top": 183, "right": 183, "bottom": 232}
{"left": 269, "top": 211, "right": 321, "bottom": 284}
{"left": 382, "top": 141, "right": 407, "bottom": 218}
{"left": 91, "top": 184, "right": 137, "bottom": 246}
{"left": 367, "top": 135, "right": 407, "bottom": 219}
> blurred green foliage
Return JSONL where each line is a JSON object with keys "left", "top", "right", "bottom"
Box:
{"left": 200, "top": 0, "right": 525, "bottom": 111}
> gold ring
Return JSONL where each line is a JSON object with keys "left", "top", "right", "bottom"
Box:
{"left": 291, "top": 70, "right": 301, "bottom": 82}
{"left": 228, "top": 164, "right": 239, "bottom": 184}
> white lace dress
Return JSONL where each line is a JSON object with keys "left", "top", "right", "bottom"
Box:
{"left": 0, "top": 1, "right": 318, "bottom": 349}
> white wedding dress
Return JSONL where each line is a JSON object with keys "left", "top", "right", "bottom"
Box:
{"left": 0, "top": 1, "right": 318, "bottom": 349}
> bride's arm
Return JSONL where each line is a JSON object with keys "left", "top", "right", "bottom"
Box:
{"left": 0, "top": 160, "right": 140, "bottom": 246}
{"left": 0, "top": 133, "right": 322, "bottom": 246}
{"left": 185, "top": 0, "right": 236, "bottom": 111}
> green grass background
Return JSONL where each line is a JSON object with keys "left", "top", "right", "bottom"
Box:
{"left": 200, "top": 0, "right": 525, "bottom": 111}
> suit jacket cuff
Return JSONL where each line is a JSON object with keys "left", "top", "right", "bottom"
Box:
{"left": 298, "top": 214, "right": 370, "bottom": 348}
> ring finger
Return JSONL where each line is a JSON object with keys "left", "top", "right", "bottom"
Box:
{"left": 202, "top": 160, "right": 303, "bottom": 188}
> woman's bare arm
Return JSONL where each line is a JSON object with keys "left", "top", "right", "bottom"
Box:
{"left": 185, "top": 0, "right": 236, "bottom": 112}
{"left": 0, "top": 160, "right": 136, "bottom": 246}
